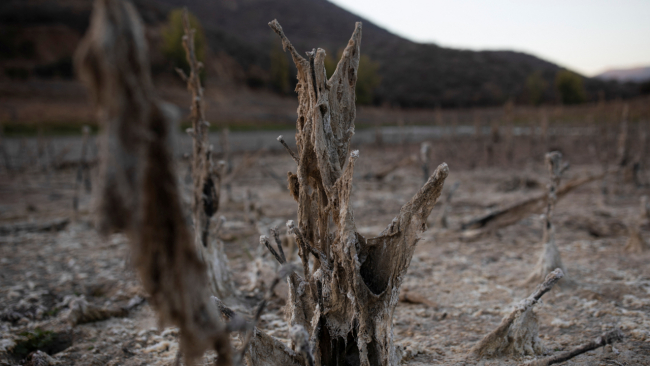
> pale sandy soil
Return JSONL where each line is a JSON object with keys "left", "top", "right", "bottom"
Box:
{"left": 1, "top": 139, "right": 649, "bottom": 365}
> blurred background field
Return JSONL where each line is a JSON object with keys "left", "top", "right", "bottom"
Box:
{"left": 0, "top": 0, "right": 649, "bottom": 138}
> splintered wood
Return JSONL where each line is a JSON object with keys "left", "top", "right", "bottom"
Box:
{"left": 75, "top": 0, "right": 230, "bottom": 364}
{"left": 265, "top": 20, "right": 448, "bottom": 366}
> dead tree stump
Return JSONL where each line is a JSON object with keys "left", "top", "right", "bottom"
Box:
{"left": 265, "top": 20, "right": 449, "bottom": 366}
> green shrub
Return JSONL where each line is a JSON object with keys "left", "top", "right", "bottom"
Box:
{"left": 161, "top": 9, "right": 206, "bottom": 77}
{"left": 555, "top": 70, "right": 586, "bottom": 104}
{"left": 525, "top": 71, "right": 547, "bottom": 105}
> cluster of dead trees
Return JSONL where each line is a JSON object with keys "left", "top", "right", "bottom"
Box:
{"left": 73, "top": 0, "right": 640, "bottom": 365}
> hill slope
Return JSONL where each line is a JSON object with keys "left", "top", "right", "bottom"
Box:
{"left": 145, "top": 0, "right": 642, "bottom": 107}
{"left": 0, "top": 0, "right": 641, "bottom": 107}
{"left": 596, "top": 66, "right": 650, "bottom": 83}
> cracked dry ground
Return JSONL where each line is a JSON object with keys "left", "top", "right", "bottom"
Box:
{"left": 1, "top": 144, "right": 649, "bottom": 365}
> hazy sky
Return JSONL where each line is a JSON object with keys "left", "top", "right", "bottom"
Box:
{"left": 328, "top": 0, "right": 650, "bottom": 76}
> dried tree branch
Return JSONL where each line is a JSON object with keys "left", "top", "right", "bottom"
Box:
{"left": 461, "top": 171, "right": 607, "bottom": 236}
{"left": 277, "top": 135, "right": 299, "bottom": 164}
{"left": 176, "top": 8, "right": 236, "bottom": 301}
{"left": 524, "top": 330, "right": 624, "bottom": 366}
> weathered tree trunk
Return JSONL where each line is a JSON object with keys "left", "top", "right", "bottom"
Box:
{"left": 75, "top": 1, "right": 231, "bottom": 363}
{"left": 266, "top": 20, "right": 448, "bottom": 366}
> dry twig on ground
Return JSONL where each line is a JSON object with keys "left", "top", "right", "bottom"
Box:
{"left": 523, "top": 329, "right": 624, "bottom": 366}
{"left": 461, "top": 172, "right": 606, "bottom": 238}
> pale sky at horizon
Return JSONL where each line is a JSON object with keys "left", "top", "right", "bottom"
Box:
{"left": 328, "top": 0, "right": 650, "bottom": 76}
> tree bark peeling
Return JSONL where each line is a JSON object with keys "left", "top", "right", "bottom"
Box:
{"left": 266, "top": 20, "right": 449, "bottom": 366}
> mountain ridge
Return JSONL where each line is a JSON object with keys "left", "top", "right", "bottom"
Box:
{"left": 0, "top": 0, "right": 642, "bottom": 107}
{"left": 596, "top": 66, "right": 650, "bottom": 83}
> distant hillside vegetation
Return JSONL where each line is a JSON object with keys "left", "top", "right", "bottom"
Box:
{"left": 0, "top": 0, "right": 642, "bottom": 107}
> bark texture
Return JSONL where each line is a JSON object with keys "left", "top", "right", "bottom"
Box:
{"left": 267, "top": 20, "right": 449, "bottom": 366}
{"left": 75, "top": 1, "right": 230, "bottom": 363}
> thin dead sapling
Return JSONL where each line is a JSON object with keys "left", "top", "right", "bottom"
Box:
{"left": 525, "top": 152, "right": 569, "bottom": 285}
{"left": 176, "top": 8, "right": 235, "bottom": 300}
